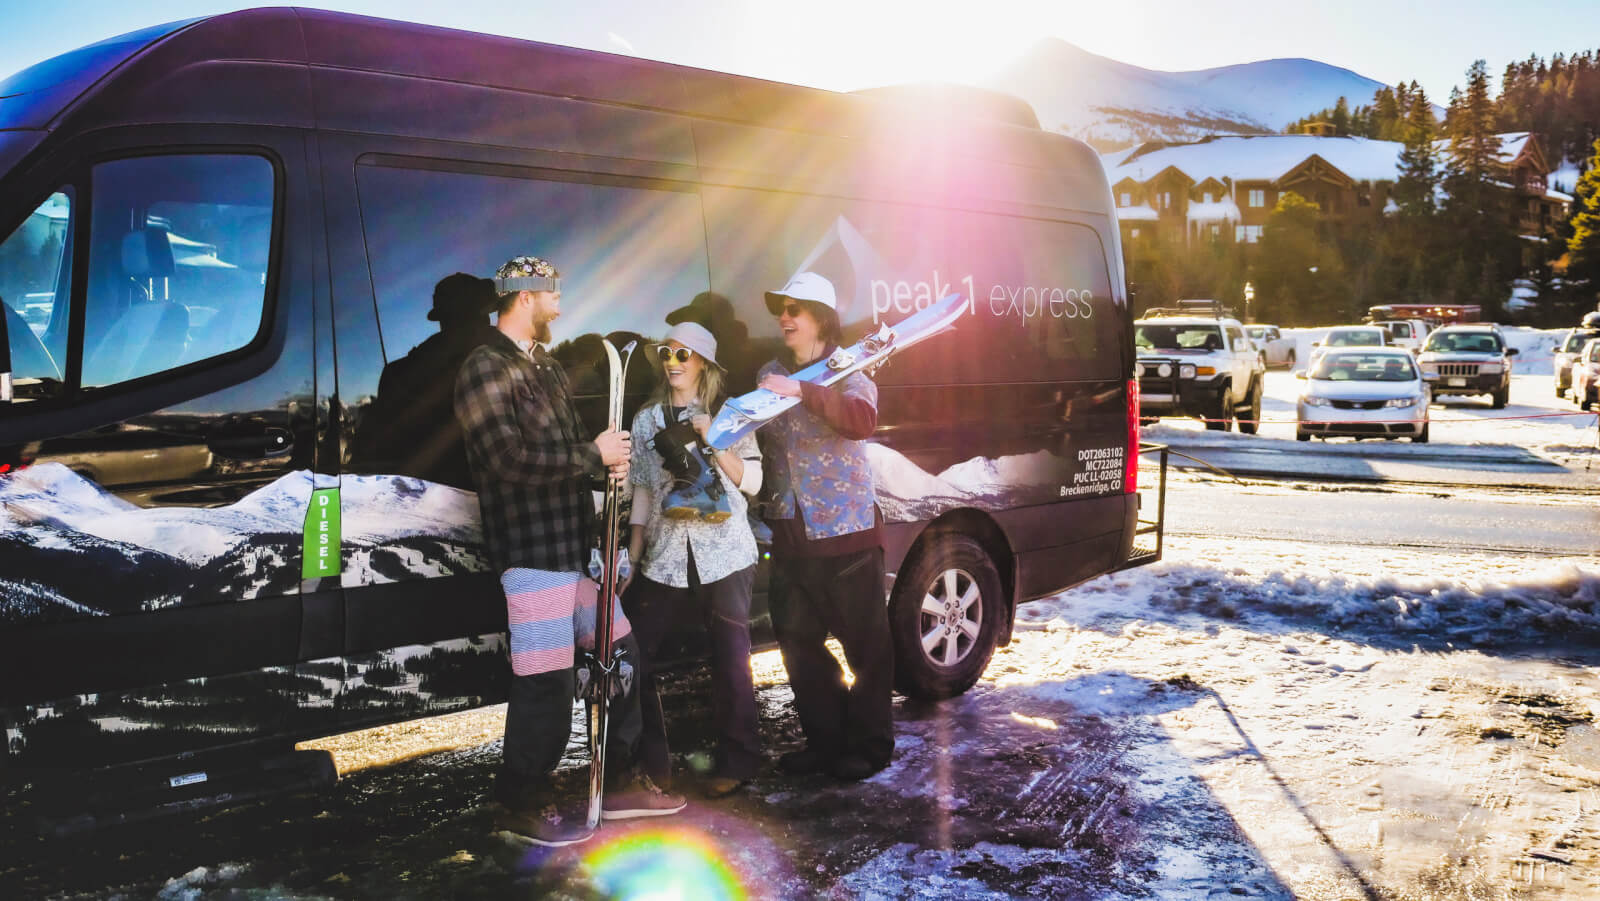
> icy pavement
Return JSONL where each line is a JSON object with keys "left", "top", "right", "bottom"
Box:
{"left": 1146, "top": 369, "right": 1600, "bottom": 489}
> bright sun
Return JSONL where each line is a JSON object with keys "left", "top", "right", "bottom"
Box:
{"left": 735, "top": 0, "right": 1109, "bottom": 91}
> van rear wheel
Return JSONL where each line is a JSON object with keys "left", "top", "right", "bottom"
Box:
{"left": 889, "top": 533, "right": 1004, "bottom": 700}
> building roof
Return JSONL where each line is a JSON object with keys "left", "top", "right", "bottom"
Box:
{"left": 1109, "top": 135, "right": 1404, "bottom": 185}
{"left": 1187, "top": 197, "right": 1241, "bottom": 223}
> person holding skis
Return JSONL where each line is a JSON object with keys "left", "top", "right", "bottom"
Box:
{"left": 755, "top": 271, "right": 894, "bottom": 782}
{"left": 454, "top": 255, "right": 685, "bottom": 847}
{"left": 620, "top": 321, "right": 764, "bottom": 799}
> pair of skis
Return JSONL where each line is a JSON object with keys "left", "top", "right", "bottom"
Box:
{"left": 583, "top": 339, "right": 634, "bottom": 830}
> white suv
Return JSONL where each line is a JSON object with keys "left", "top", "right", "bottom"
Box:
{"left": 1135, "top": 309, "right": 1267, "bottom": 433}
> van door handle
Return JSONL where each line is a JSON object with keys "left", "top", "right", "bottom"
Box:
{"left": 208, "top": 427, "right": 294, "bottom": 459}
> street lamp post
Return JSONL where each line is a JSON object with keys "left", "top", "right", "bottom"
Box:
{"left": 1243, "top": 281, "right": 1254, "bottom": 322}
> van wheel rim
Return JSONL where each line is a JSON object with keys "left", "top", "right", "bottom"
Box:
{"left": 919, "top": 568, "right": 982, "bottom": 668}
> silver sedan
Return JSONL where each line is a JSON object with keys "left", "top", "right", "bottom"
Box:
{"left": 1296, "top": 349, "right": 1431, "bottom": 443}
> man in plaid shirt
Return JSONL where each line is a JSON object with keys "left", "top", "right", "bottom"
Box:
{"left": 455, "top": 255, "right": 685, "bottom": 846}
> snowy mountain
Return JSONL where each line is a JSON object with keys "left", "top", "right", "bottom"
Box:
{"left": 0, "top": 466, "right": 490, "bottom": 623}
{"left": 984, "top": 39, "right": 1394, "bottom": 151}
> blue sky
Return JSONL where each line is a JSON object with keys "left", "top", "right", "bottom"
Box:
{"left": 4, "top": 1, "right": 1597, "bottom": 105}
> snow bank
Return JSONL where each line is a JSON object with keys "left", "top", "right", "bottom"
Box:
{"left": 1023, "top": 536, "right": 1600, "bottom": 650}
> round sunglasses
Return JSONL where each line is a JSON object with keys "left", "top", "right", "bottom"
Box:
{"left": 656, "top": 345, "right": 697, "bottom": 364}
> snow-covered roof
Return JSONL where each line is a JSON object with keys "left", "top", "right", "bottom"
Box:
{"left": 1109, "top": 135, "right": 1405, "bottom": 185}
{"left": 1116, "top": 203, "right": 1159, "bottom": 222}
{"left": 1547, "top": 188, "right": 1573, "bottom": 203}
{"left": 1187, "top": 197, "right": 1241, "bottom": 223}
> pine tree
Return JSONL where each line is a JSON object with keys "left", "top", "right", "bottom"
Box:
{"left": 1441, "top": 61, "right": 1517, "bottom": 317}
{"left": 1394, "top": 86, "right": 1439, "bottom": 216}
{"left": 1567, "top": 138, "right": 1600, "bottom": 291}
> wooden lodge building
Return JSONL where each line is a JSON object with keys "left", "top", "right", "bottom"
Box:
{"left": 1102, "top": 131, "right": 1571, "bottom": 268}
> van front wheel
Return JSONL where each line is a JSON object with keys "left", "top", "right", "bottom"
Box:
{"left": 889, "top": 533, "right": 1004, "bottom": 700}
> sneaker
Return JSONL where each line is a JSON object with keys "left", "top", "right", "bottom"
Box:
{"left": 495, "top": 802, "right": 595, "bottom": 847}
{"left": 602, "top": 773, "right": 687, "bottom": 820}
{"left": 777, "top": 748, "right": 827, "bottom": 775}
{"left": 829, "top": 754, "right": 887, "bottom": 782}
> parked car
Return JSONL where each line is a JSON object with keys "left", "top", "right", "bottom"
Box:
{"left": 1555, "top": 328, "right": 1600, "bottom": 399}
{"left": 1296, "top": 349, "right": 1430, "bottom": 442}
{"left": 1307, "top": 325, "right": 1390, "bottom": 368}
{"left": 1416, "top": 325, "right": 1518, "bottom": 408}
{"left": 1572, "top": 338, "right": 1600, "bottom": 411}
{"left": 1244, "top": 324, "right": 1295, "bottom": 367}
{"left": 1371, "top": 318, "right": 1430, "bottom": 353}
{"left": 1135, "top": 307, "right": 1266, "bottom": 432}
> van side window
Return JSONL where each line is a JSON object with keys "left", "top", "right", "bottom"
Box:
{"left": 81, "top": 155, "right": 274, "bottom": 389}
{"left": 351, "top": 162, "right": 712, "bottom": 400}
{"left": 0, "top": 190, "right": 73, "bottom": 400}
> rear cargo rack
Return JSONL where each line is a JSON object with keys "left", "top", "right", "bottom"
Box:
{"left": 1120, "top": 442, "right": 1167, "bottom": 570}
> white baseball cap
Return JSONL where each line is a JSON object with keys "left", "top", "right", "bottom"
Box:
{"left": 764, "top": 271, "right": 837, "bottom": 315}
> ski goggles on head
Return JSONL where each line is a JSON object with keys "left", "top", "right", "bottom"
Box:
{"left": 657, "top": 345, "right": 696, "bottom": 364}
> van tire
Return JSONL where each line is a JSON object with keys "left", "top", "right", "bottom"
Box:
{"left": 889, "top": 533, "right": 1004, "bottom": 700}
{"left": 1235, "top": 378, "right": 1263, "bottom": 435}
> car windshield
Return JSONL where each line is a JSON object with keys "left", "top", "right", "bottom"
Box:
{"left": 1326, "top": 330, "right": 1383, "bottom": 346}
{"left": 1136, "top": 324, "right": 1223, "bottom": 351}
{"left": 1562, "top": 330, "right": 1600, "bottom": 353}
{"left": 1311, "top": 353, "right": 1417, "bottom": 382}
{"left": 1246, "top": 327, "right": 1264, "bottom": 338}
{"left": 1425, "top": 331, "right": 1502, "bottom": 353}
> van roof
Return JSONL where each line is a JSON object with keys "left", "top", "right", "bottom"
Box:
{"left": 3, "top": 8, "right": 1111, "bottom": 217}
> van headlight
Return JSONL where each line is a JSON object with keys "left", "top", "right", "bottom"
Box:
{"left": 1383, "top": 396, "right": 1419, "bottom": 408}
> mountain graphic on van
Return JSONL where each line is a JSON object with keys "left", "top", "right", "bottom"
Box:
{"left": 0, "top": 465, "right": 489, "bottom": 624}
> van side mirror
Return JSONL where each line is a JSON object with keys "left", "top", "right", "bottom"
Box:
{"left": 0, "top": 295, "right": 12, "bottom": 403}
{"left": 1506, "top": 347, "right": 1519, "bottom": 357}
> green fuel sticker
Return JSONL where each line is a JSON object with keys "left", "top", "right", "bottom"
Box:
{"left": 302, "top": 487, "right": 342, "bottom": 579}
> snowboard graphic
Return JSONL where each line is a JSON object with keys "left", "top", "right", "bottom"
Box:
{"left": 704, "top": 292, "right": 967, "bottom": 449}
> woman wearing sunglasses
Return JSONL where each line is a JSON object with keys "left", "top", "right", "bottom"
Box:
{"left": 621, "top": 321, "right": 764, "bottom": 799}
{"left": 754, "top": 272, "right": 893, "bottom": 782}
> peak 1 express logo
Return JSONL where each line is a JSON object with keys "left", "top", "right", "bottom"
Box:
{"left": 870, "top": 272, "right": 1095, "bottom": 325}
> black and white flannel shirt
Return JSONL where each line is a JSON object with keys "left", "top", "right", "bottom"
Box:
{"left": 454, "top": 331, "right": 605, "bottom": 573}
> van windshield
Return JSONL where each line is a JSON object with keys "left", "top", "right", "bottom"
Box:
{"left": 0, "top": 18, "right": 195, "bottom": 130}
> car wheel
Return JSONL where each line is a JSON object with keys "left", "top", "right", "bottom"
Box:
{"left": 1583, "top": 389, "right": 1595, "bottom": 412}
{"left": 1490, "top": 385, "right": 1509, "bottom": 409}
{"left": 1235, "top": 378, "right": 1263, "bottom": 435}
{"left": 1296, "top": 429, "right": 1310, "bottom": 442}
{"left": 1204, "top": 387, "right": 1232, "bottom": 431}
{"left": 1286, "top": 350, "right": 1296, "bottom": 367}
{"left": 889, "top": 533, "right": 1004, "bottom": 700}
{"left": 1414, "top": 422, "right": 1429, "bottom": 443}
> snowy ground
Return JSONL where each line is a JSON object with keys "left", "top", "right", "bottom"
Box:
{"left": 6, "top": 527, "right": 1595, "bottom": 900}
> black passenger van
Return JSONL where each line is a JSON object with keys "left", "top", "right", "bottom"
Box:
{"left": 0, "top": 9, "right": 1162, "bottom": 814}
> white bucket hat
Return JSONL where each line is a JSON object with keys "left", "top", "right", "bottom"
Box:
{"left": 661, "top": 321, "right": 725, "bottom": 371}
{"left": 764, "top": 271, "right": 837, "bottom": 315}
